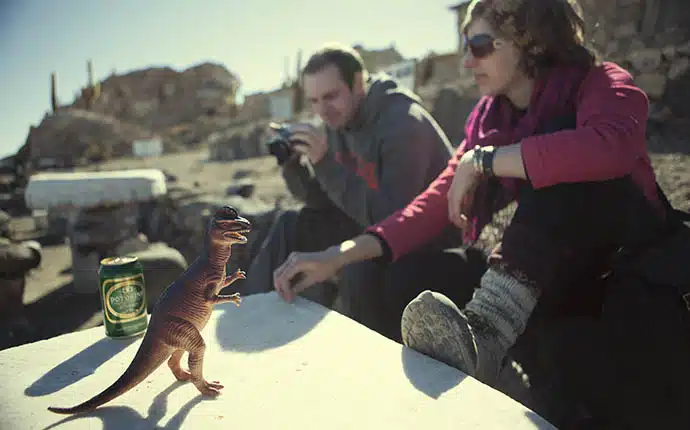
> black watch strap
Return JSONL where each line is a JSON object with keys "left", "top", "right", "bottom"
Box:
{"left": 481, "top": 146, "right": 496, "bottom": 177}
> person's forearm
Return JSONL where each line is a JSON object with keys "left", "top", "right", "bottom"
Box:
{"left": 281, "top": 154, "right": 332, "bottom": 207}
{"left": 328, "top": 234, "right": 383, "bottom": 270}
{"left": 491, "top": 143, "right": 528, "bottom": 180}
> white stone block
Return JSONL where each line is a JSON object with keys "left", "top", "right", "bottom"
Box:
{"left": 0, "top": 293, "right": 556, "bottom": 429}
{"left": 24, "top": 169, "right": 167, "bottom": 210}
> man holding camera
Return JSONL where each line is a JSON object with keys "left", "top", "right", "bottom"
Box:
{"left": 238, "top": 43, "right": 458, "bottom": 339}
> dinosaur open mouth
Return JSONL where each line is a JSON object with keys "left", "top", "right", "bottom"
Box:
{"left": 215, "top": 217, "right": 251, "bottom": 231}
{"left": 225, "top": 229, "right": 250, "bottom": 243}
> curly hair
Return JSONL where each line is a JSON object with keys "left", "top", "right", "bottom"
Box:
{"left": 461, "top": 0, "right": 600, "bottom": 77}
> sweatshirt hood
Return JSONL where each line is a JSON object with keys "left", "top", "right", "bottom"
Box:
{"left": 344, "top": 72, "right": 422, "bottom": 131}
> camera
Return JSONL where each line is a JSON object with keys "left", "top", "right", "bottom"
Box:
{"left": 265, "top": 123, "right": 295, "bottom": 165}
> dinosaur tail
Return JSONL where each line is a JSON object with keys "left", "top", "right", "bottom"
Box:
{"left": 47, "top": 338, "right": 172, "bottom": 415}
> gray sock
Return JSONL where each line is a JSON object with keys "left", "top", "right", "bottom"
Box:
{"left": 466, "top": 268, "right": 540, "bottom": 352}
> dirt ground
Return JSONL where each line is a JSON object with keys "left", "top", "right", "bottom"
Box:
{"left": 4, "top": 138, "right": 690, "bottom": 351}
{"left": 91, "top": 147, "right": 297, "bottom": 206}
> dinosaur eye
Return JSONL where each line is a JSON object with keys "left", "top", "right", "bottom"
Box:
{"left": 221, "top": 206, "right": 238, "bottom": 218}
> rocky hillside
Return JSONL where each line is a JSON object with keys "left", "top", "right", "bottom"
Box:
{"left": 27, "top": 109, "right": 151, "bottom": 166}
{"left": 70, "top": 62, "right": 240, "bottom": 129}
{"left": 26, "top": 61, "right": 241, "bottom": 166}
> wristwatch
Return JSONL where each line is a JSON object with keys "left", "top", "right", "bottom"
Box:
{"left": 471, "top": 145, "right": 496, "bottom": 176}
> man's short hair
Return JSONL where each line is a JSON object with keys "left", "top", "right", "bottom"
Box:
{"left": 302, "top": 43, "right": 368, "bottom": 89}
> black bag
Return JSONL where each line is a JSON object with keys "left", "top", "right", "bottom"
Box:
{"left": 516, "top": 184, "right": 690, "bottom": 429}
{"left": 580, "top": 187, "right": 690, "bottom": 430}
{"left": 624, "top": 183, "right": 690, "bottom": 310}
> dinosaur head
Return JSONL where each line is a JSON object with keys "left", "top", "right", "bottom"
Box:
{"left": 211, "top": 206, "right": 252, "bottom": 245}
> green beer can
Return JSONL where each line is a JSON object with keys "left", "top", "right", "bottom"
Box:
{"left": 98, "top": 256, "right": 149, "bottom": 338}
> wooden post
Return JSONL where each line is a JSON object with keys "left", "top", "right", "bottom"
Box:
{"left": 50, "top": 72, "right": 58, "bottom": 112}
{"left": 293, "top": 49, "right": 304, "bottom": 115}
{"left": 87, "top": 59, "right": 94, "bottom": 87}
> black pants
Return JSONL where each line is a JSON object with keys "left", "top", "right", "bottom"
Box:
{"left": 378, "top": 173, "right": 666, "bottom": 334}
{"left": 494, "top": 175, "right": 666, "bottom": 316}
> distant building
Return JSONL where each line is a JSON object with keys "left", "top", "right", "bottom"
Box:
{"left": 416, "top": 52, "right": 462, "bottom": 88}
{"left": 132, "top": 136, "right": 164, "bottom": 158}
{"left": 378, "top": 59, "right": 417, "bottom": 91}
{"left": 238, "top": 92, "right": 271, "bottom": 121}
{"left": 268, "top": 86, "right": 296, "bottom": 121}
{"left": 237, "top": 85, "right": 297, "bottom": 122}
{"left": 353, "top": 44, "right": 405, "bottom": 72}
{"left": 449, "top": 1, "right": 472, "bottom": 57}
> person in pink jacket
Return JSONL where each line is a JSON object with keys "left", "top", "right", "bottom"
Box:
{"left": 273, "top": 0, "right": 674, "bottom": 387}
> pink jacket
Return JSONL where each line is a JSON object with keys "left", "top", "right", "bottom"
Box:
{"left": 366, "top": 62, "right": 661, "bottom": 262}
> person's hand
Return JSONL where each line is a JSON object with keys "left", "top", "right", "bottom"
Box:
{"left": 273, "top": 248, "right": 340, "bottom": 303}
{"left": 447, "top": 148, "right": 482, "bottom": 230}
{"left": 285, "top": 122, "right": 329, "bottom": 164}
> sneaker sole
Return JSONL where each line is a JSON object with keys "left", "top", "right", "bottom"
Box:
{"left": 400, "top": 290, "right": 478, "bottom": 375}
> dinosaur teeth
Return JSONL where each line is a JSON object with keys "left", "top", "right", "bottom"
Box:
{"left": 226, "top": 231, "right": 248, "bottom": 243}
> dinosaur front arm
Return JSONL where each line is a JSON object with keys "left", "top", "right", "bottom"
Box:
{"left": 213, "top": 293, "right": 242, "bottom": 306}
{"left": 222, "top": 269, "right": 246, "bottom": 289}
{"left": 205, "top": 268, "right": 246, "bottom": 303}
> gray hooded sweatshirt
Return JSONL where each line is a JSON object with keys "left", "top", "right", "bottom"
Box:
{"left": 282, "top": 72, "right": 454, "bottom": 230}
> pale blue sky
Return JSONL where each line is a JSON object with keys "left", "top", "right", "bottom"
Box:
{"left": 0, "top": 0, "right": 461, "bottom": 158}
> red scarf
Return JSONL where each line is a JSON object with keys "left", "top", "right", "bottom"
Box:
{"left": 464, "top": 64, "right": 591, "bottom": 243}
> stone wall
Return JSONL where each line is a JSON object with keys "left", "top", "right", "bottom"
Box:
{"left": 447, "top": 0, "right": 690, "bottom": 120}
{"left": 579, "top": 0, "right": 690, "bottom": 118}
{"left": 422, "top": 0, "right": 690, "bottom": 147}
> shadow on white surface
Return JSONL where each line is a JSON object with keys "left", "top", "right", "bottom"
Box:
{"left": 524, "top": 410, "right": 557, "bottom": 429}
{"left": 214, "top": 292, "right": 327, "bottom": 352}
{"left": 25, "top": 336, "right": 139, "bottom": 397}
{"left": 400, "top": 347, "right": 466, "bottom": 399}
{"left": 42, "top": 380, "right": 209, "bottom": 430}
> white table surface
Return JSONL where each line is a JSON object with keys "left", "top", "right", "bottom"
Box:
{"left": 0, "top": 292, "right": 556, "bottom": 429}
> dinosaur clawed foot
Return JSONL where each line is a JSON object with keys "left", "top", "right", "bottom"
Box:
{"left": 196, "top": 379, "right": 224, "bottom": 396}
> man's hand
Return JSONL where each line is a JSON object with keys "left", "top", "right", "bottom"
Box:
{"left": 286, "top": 122, "right": 329, "bottom": 164}
{"left": 273, "top": 248, "right": 341, "bottom": 303}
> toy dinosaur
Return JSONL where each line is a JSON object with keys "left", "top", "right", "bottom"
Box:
{"left": 48, "top": 205, "right": 251, "bottom": 414}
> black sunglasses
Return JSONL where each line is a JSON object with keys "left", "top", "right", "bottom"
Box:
{"left": 463, "top": 33, "right": 502, "bottom": 59}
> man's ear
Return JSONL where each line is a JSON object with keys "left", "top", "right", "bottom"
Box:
{"left": 352, "top": 71, "right": 366, "bottom": 96}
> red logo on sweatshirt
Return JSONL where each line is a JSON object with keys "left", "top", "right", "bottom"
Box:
{"left": 334, "top": 152, "right": 379, "bottom": 190}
